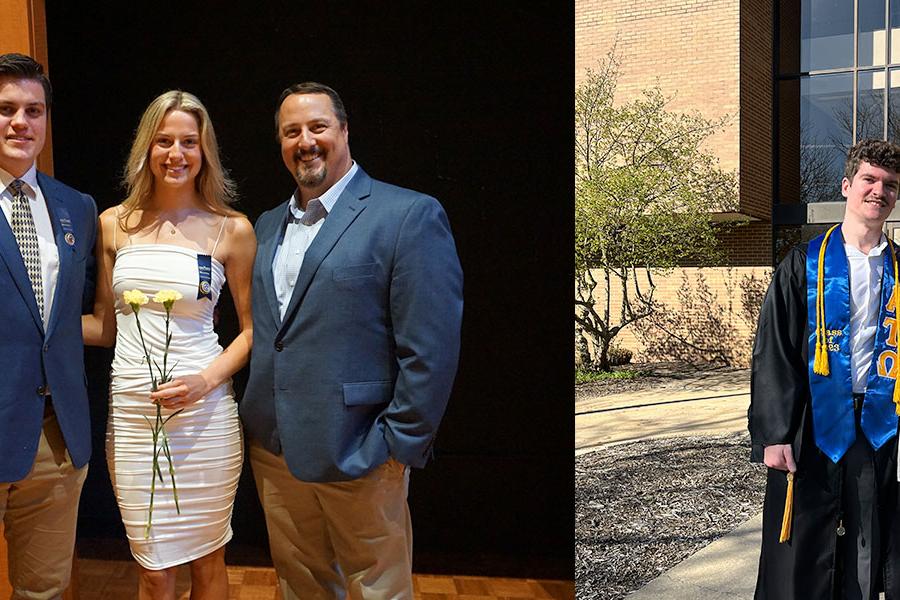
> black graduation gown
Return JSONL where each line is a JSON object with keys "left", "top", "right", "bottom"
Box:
{"left": 749, "top": 243, "right": 900, "bottom": 600}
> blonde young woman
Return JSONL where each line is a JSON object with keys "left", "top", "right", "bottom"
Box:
{"left": 83, "top": 90, "right": 256, "bottom": 599}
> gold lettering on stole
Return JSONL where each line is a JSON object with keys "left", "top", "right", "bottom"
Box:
{"left": 879, "top": 287, "right": 898, "bottom": 378}
{"left": 827, "top": 329, "right": 842, "bottom": 352}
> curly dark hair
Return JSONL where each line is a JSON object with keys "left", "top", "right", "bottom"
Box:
{"left": 844, "top": 138, "right": 900, "bottom": 181}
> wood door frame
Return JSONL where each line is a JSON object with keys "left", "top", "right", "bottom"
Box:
{"left": 0, "top": 2, "right": 77, "bottom": 598}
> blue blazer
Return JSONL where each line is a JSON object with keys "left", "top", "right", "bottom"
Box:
{"left": 0, "top": 173, "right": 96, "bottom": 482}
{"left": 242, "top": 167, "right": 463, "bottom": 482}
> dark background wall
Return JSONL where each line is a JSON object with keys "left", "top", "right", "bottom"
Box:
{"left": 46, "top": 1, "right": 573, "bottom": 578}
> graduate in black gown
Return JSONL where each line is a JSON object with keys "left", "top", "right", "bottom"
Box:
{"left": 750, "top": 139, "right": 900, "bottom": 600}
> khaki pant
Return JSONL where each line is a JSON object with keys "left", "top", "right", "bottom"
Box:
{"left": 250, "top": 443, "right": 413, "bottom": 600}
{"left": 0, "top": 411, "right": 87, "bottom": 600}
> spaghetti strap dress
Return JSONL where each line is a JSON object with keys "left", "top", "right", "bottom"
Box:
{"left": 105, "top": 221, "right": 242, "bottom": 569}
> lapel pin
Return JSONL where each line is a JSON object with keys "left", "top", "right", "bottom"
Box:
{"left": 64, "top": 232, "right": 75, "bottom": 246}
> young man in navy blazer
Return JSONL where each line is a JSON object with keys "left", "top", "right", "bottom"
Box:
{"left": 242, "top": 82, "right": 463, "bottom": 598}
{"left": 0, "top": 53, "right": 97, "bottom": 598}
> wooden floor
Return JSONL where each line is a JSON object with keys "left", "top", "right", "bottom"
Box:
{"left": 77, "top": 559, "right": 575, "bottom": 600}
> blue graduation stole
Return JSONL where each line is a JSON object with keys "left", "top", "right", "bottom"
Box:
{"left": 807, "top": 226, "right": 900, "bottom": 463}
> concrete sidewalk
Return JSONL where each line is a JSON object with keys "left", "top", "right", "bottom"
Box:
{"left": 575, "top": 368, "right": 751, "bottom": 453}
{"left": 575, "top": 368, "right": 760, "bottom": 599}
{"left": 626, "top": 513, "right": 760, "bottom": 599}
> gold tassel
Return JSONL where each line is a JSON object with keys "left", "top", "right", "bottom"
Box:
{"left": 814, "top": 341, "right": 830, "bottom": 376}
{"left": 813, "top": 225, "right": 839, "bottom": 377}
{"left": 779, "top": 471, "right": 794, "bottom": 543}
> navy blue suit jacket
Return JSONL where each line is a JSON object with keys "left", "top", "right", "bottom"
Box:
{"left": 0, "top": 172, "right": 96, "bottom": 482}
{"left": 242, "top": 167, "right": 463, "bottom": 482}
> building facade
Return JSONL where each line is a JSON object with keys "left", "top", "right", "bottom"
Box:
{"left": 775, "top": 0, "right": 900, "bottom": 246}
{"left": 576, "top": 1, "right": 828, "bottom": 366}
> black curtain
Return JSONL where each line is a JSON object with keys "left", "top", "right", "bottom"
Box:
{"left": 46, "top": 0, "right": 573, "bottom": 578}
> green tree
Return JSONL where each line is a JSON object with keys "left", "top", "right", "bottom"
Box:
{"left": 575, "top": 51, "right": 738, "bottom": 371}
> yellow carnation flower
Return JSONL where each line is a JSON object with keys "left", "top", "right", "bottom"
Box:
{"left": 123, "top": 289, "right": 149, "bottom": 310}
{"left": 153, "top": 289, "right": 183, "bottom": 310}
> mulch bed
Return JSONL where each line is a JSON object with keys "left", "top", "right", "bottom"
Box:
{"left": 575, "top": 432, "right": 766, "bottom": 599}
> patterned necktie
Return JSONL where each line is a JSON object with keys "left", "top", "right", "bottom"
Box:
{"left": 9, "top": 180, "right": 43, "bottom": 319}
{"left": 299, "top": 198, "right": 328, "bottom": 226}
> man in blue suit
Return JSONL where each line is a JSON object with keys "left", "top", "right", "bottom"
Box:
{"left": 242, "top": 82, "right": 463, "bottom": 599}
{"left": 0, "top": 53, "right": 96, "bottom": 598}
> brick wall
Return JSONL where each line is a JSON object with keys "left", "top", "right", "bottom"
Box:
{"left": 578, "top": 266, "right": 772, "bottom": 368}
{"left": 718, "top": 221, "right": 773, "bottom": 266}
{"left": 576, "top": 0, "right": 741, "bottom": 175}
{"left": 672, "top": 221, "right": 773, "bottom": 267}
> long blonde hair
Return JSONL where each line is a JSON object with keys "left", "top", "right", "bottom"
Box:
{"left": 120, "top": 90, "right": 240, "bottom": 230}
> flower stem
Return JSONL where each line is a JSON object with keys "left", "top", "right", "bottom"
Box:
{"left": 133, "top": 311, "right": 157, "bottom": 389}
{"left": 133, "top": 297, "right": 183, "bottom": 537}
{"left": 145, "top": 444, "right": 162, "bottom": 539}
{"left": 162, "top": 435, "right": 181, "bottom": 514}
{"left": 163, "top": 307, "right": 171, "bottom": 380}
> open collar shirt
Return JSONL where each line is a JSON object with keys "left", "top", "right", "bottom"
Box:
{"left": 272, "top": 161, "right": 359, "bottom": 320}
{"left": 844, "top": 234, "right": 889, "bottom": 394}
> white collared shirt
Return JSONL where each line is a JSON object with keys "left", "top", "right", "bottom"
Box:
{"left": 845, "top": 235, "right": 888, "bottom": 393}
{"left": 0, "top": 165, "right": 59, "bottom": 330}
{"left": 272, "top": 161, "right": 359, "bottom": 319}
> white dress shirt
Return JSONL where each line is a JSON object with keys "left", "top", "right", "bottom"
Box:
{"left": 845, "top": 235, "right": 888, "bottom": 393}
{"left": 0, "top": 165, "right": 59, "bottom": 330}
{"left": 273, "top": 162, "right": 359, "bottom": 319}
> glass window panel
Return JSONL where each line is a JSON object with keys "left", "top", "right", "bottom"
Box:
{"left": 800, "top": 223, "right": 834, "bottom": 244}
{"left": 775, "top": 225, "right": 803, "bottom": 264}
{"left": 801, "top": 73, "right": 853, "bottom": 202}
{"left": 774, "top": 226, "right": 832, "bottom": 264}
{"left": 802, "top": 224, "right": 834, "bottom": 242}
{"left": 859, "top": 0, "right": 887, "bottom": 67}
{"left": 802, "top": 0, "right": 854, "bottom": 71}
{"left": 889, "top": 69, "right": 900, "bottom": 142}
{"left": 858, "top": 70, "right": 886, "bottom": 141}
{"left": 891, "top": 0, "right": 900, "bottom": 62}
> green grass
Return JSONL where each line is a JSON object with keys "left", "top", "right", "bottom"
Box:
{"left": 575, "top": 368, "right": 645, "bottom": 384}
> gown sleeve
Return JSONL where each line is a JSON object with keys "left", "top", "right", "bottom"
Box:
{"left": 748, "top": 245, "right": 810, "bottom": 462}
